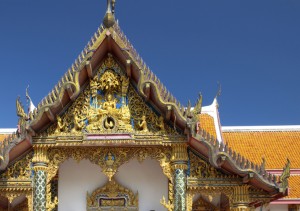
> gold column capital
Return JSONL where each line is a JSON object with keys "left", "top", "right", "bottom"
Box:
{"left": 171, "top": 144, "right": 188, "bottom": 170}
{"left": 232, "top": 185, "right": 251, "bottom": 211}
{"left": 32, "top": 145, "right": 49, "bottom": 171}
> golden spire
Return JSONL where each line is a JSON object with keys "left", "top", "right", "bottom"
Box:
{"left": 103, "top": 0, "right": 116, "bottom": 28}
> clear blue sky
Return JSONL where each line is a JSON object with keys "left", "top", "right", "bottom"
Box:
{"left": 0, "top": 0, "right": 299, "bottom": 128}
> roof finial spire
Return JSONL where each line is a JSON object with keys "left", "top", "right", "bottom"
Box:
{"left": 215, "top": 81, "right": 222, "bottom": 99}
{"left": 103, "top": 0, "right": 116, "bottom": 28}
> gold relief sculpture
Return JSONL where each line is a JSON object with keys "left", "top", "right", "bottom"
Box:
{"left": 192, "top": 196, "right": 217, "bottom": 211}
{"left": 0, "top": 152, "right": 33, "bottom": 211}
{"left": 98, "top": 71, "right": 120, "bottom": 92}
{"left": 137, "top": 115, "right": 148, "bottom": 132}
{"left": 71, "top": 114, "right": 85, "bottom": 133}
{"left": 87, "top": 179, "right": 138, "bottom": 210}
{"left": 189, "top": 150, "right": 221, "bottom": 178}
{"left": 127, "top": 86, "right": 177, "bottom": 135}
{"left": 137, "top": 150, "right": 147, "bottom": 163}
{"left": 0, "top": 191, "right": 33, "bottom": 211}
{"left": 157, "top": 116, "right": 165, "bottom": 132}
{"left": 54, "top": 116, "right": 66, "bottom": 134}
{"left": 160, "top": 196, "right": 173, "bottom": 211}
{"left": 104, "top": 152, "right": 117, "bottom": 181}
{"left": 90, "top": 78, "right": 98, "bottom": 98}
{"left": 40, "top": 56, "right": 177, "bottom": 137}
{"left": 46, "top": 184, "right": 58, "bottom": 211}
{"left": 0, "top": 152, "right": 32, "bottom": 181}
{"left": 47, "top": 147, "right": 172, "bottom": 184}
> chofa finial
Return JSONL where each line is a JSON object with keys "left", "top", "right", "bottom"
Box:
{"left": 215, "top": 81, "right": 221, "bottom": 99}
{"left": 103, "top": 0, "right": 116, "bottom": 28}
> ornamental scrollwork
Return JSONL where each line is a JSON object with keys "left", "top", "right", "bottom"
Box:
{"left": 47, "top": 147, "right": 172, "bottom": 183}
{"left": 0, "top": 152, "right": 32, "bottom": 181}
{"left": 86, "top": 179, "right": 138, "bottom": 210}
{"left": 188, "top": 150, "right": 221, "bottom": 178}
{"left": 40, "top": 56, "right": 177, "bottom": 137}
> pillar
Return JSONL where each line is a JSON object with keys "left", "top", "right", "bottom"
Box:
{"left": 32, "top": 146, "right": 48, "bottom": 211}
{"left": 231, "top": 185, "right": 251, "bottom": 211}
{"left": 171, "top": 144, "right": 188, "bottom": 211}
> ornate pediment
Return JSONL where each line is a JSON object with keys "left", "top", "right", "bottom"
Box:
{"left": 86, "top": 179, "right": 138, "bottom": 211}
{"left": 40, "top": 56, "right": 178, "bottom": 137}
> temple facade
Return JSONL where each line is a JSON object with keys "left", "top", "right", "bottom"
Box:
{"left": 0, "top": 1, "right": 297, "bottom": 211}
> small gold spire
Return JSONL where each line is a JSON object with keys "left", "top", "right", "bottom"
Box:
{"left": 103, "top": 0, "right": 116, "bottom": 28}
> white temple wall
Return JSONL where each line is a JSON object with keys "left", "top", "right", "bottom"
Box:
{"left": 255, "top": 204, "right": 288, "bottom": 211}
{"left": 58, "top": 158, "right": 168, "bottom": 211}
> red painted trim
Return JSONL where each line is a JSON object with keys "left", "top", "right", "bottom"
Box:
{"left": 267, "top": 169, "right": 300, "bottom": 175}
{"left": 271, "top": 200, "right": 300, "bottom": 204}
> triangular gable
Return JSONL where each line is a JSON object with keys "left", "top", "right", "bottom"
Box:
{"left": 28, "top": 23, "right": 191, "bottom": 134}
{"left": 37, "top": 56, "right": 179, "bottom": 139}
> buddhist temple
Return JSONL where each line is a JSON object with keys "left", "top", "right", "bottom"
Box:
{"left": 0, "top": 1, "right": 298, "bottom": 211}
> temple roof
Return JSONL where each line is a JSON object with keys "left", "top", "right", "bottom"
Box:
{"left": 223, "top": 127, "right": 300, "bottom": 169}
{"left": 287, "top": 176, "right": 300, "bottom": 199}
{"left": 0, "top": 3, "right": 291, "bottom": 202}
{"left": 199, "top": 114, "right": 217, "bottom": 138}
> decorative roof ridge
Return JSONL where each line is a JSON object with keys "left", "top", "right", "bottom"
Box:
{"left": 192, "top": 128, "right": 290, "bottom": 193}
{"left": 0, "top": 133, "right": 24, "bottom": 170}
{"left": 222, "top": 125, "right": 300, "bottom": 132}
{"left": 29, "top": 24, "right": 106, "bottom": 122}
{"left": 111, "top": 23, "right": 188, "bottom": 119}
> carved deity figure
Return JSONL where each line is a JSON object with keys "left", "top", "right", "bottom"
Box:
{"left": 55, "top": 116, "right": 66, "bottom": 133}
{"left": 157, "top": 116, "right": 165, "bottom": 132}
{"left": 103, "top": 94, "right": 116, "bottom": 111}
{"left": 105, "top": 152, "right": 115, "bottom": 166}
{"left": 138, "top": 115, "right": 148, "bottom": 132}
{"left": 71, "top": 114, "right": 85, "bottom": 132}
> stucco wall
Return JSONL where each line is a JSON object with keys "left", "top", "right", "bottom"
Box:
{"left": 58, "top": 158, "right": 168, "bottom": 211}
{"left": 255, "top": 204, "right": 288, "bottom": 211}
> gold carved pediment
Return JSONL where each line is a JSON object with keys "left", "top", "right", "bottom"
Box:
{"left": 41, "top": 56, "right": 177, "bottom": 137}
{"left": 86, "top": 179, "right": 138, "bottom": 211}
{"left": 188, "top": 150, "right": 223, "bottom": 179}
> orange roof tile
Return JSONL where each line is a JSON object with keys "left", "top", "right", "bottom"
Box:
{"left": 286, "top": 175, "right": 300, "bottom": 199}
{"left": 199, "top": 114, "right": 217, "bottom": 138}
{"left": 223, "top": 131, "right": 300, "bottom": 169}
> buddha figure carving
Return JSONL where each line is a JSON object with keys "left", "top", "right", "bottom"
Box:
{"left": 105, "top": 152, "right": 115, "bottom": 166}
{"left": 102, "top": 93, "right": 117, "bottom": 112}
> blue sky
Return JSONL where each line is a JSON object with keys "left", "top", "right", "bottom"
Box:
{"left": 0, "top": 0, "right": 299, "bottom": 128}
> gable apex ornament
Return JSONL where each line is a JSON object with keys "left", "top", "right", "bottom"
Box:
{"left": 103, "top": 0, "right": 116, "bottom": 28}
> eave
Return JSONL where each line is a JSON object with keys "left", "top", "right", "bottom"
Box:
{"left": 189, "top": 131, "right": 287, "bottom": 201}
